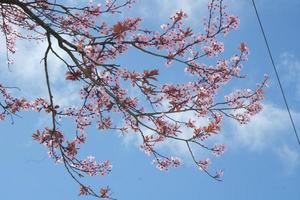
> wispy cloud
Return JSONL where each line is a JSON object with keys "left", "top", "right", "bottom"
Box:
{"left": 121, "top": 101, "right": 300, "bottom": 170}
{"left": 156, "top": 102, "right": 300, "bottom": 159}
{"left": 121, "top": 108, "right": 212, "bottom": 160}
{"left": 1, "top": 38, "right": 59, "bottom": 90}
{"left": 134, "top": 0, "right": 207, "bottom": 24}
{"left": 223, "top": 102, "right": 300, "bottom": 173}
{"left": 225, "top": 103, "right": 298, "bottom": 150}
{"left": 152, "top": 0, "right": 207, "bottom": 18}
{"left": 0, "top": 37, "right": 81, "bottom": 107}
{"left": 135, "top": 0, "right": 246, "bottom": 25}
{"left": 279, "top": 52, "right": 300, "bottom": 98}
{"left": 276, "top": 145, "right": 300, "bottom": 174}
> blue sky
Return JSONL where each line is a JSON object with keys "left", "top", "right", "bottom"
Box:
{"left": 0, "top": 0, "right": 300, "bottom": 199}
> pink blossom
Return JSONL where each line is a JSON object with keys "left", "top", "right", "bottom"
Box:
{"left": 213, "top": 144, "right": 226, "bottom": 156}
{"left": 198, "top": 159, "right": 211, "bottom": 171}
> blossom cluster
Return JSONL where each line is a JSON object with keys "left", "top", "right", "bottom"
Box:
{"left": 0, "top": 84, "right": 31, "bottom": 120}
{"left": 153, "top": 157, "right": 182, "bottom": 171}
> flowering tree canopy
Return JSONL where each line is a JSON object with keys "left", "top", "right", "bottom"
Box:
{"left": 0, "top": 0, "right": 267, "bottom": 199}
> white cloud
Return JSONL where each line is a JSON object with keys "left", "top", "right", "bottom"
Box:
{"left": 134, "top": 0, "right": 207, "bottom": 24}
{"left": 156, "top": 111, "right": 211, "bottom": 157}
{"left": 221, "top": 102, "right": 300, "bottom": 173}
{"left": 121, "top": 107, "right": 223, "bottom": 162}
{"left": 276, "top": 145, "right": 300, "bottom": 174}
{"left": 152, "top": 0, "right": 207, "bottom": 18}
{"left": 226, "top": 103, "right": 298, "bottom": 151}
{"left": 0, "top": 36, "right": 81, "bottom": 107}
{"left": 121, "top": 101, "right": 300, "bottom": 170}
{"left": 159, "top": 103, "right": 300, "bottom": 160}
{"left": 135, "top": 0, "right": 246, "bottom": 25}
{"left": 1, "top": 39, "right": 58, "bottom": 88}
{"left": 279, "top": 52, "right": 300, "bottom": 98}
